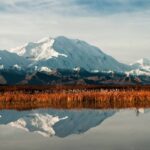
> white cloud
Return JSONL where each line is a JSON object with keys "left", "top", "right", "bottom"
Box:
{"left": 0, "top": 0, "right": 149, "bottom": 63}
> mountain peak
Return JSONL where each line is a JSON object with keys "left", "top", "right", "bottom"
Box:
{"left": 131, "top": 58, "right": 150, "bottom": 68}
{"left": 136, "top": 58, "right": 150, "bottom": 66}
{"left": 129, "top": 58, "right": 150, "bottom": 76}
{"left": 10, "top": 36, "right": 67, "bottom": 61}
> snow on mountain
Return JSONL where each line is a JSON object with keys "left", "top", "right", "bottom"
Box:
{"left": 13, "top": 64, "right": 22, "bottom": 70}
{"left": 10, "top": 37, "right": 67, "bottom": 61}
{"left": 128, "top": 58, "right": 150, "bottom": 76}
{"left": 73, "top": 67, "right": 81, "bottom": 71}
{"left": 136, "top": 58, "right": 150, "bottom": 66}
{"left": 131, "top": 58, "right": 150, "bottom": 69}
{"left": 126, "top": 69, "right": 150, "bottom": 76}
{"left": 0, "top": 50, "right": 30, "bottom": 69}
{"left": 9, "top": 36, "right": 130, "bottom": 72}
{"left": 38, "top": 66, "right": 52, "bottom": 73}
{"left": 0, "top": 109, "right": 116, "bottom": 138}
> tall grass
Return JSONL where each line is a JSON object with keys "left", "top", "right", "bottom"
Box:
{"left": 0, "top": 89, "right": 150, "bottom": 110}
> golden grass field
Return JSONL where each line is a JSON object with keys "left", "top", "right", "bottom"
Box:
{"left": 0, "top": 85, "right": 149, "bottom": 110}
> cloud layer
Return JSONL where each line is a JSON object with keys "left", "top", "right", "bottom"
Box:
{"left": 0, "top": 0, "right": 150, "bottom": 15}
{"left": 74, "top": 0, "right": 150, "bottom": 14}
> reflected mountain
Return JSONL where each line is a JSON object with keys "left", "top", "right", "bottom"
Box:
{"left": 0, "top": 109, "right": 116, "bottom": 137}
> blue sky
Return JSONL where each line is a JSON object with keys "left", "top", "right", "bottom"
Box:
{"left": 0, "top": 0, "right": 150, "bottom": 63}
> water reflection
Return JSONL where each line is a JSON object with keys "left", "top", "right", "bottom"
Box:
{"left": 0, "top": 108, "right": 150, "bottom": 150}
{"left": 0, "top": 109, "right": 116, "bottom": 137}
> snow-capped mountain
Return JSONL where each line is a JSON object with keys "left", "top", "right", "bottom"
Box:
{"left": 131, "top": 58, "right": 150, "bottom": 68}
{"left": 0, "top": 35, "right": 149, "bottom": 79}
{"left": 128, "top": 58, "right": 150, "bottom": 76}
{"left": 9, "top": 36, "right": 130, "bottom": 72}
{"left": 0, "top": 109, "right": 115, "bottom": 138}
{"left": 10, "top": 37, "right": 67, "bottom": 61}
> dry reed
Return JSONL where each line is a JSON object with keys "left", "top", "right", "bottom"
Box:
{"left": 0, "top": 89, "right": 150, "bottom": 110}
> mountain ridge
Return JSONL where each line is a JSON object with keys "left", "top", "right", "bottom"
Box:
{"left": 0, "top": 36, "right": 149, "bottom": 81}
{"left": 7, "top": 36, "right": 130, "bottom": 72}
{"left": 128, "top": 58, "right": 150, "bottom": 76}
{"left": 0, "top": 68, "right": 149, "bottom": 85}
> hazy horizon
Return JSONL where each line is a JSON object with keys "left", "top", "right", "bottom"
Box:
{"left": 0, "top": 0, "right": 150, "bottom": 64}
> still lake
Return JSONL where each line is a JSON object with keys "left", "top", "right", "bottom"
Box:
{"left": 0, "top": 108, "right": 150, "bottom": 150}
